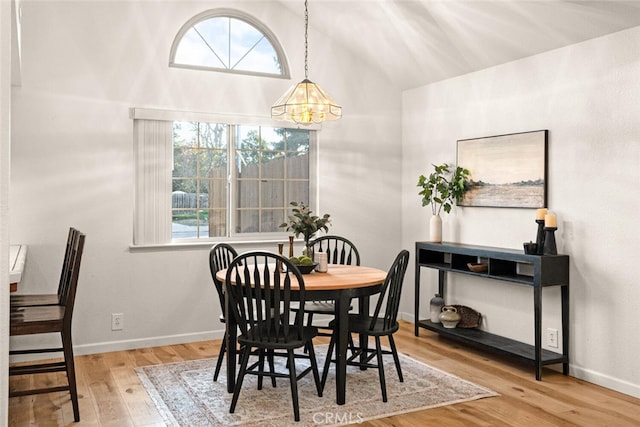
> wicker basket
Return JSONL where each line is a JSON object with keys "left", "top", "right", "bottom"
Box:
{"left": 452, "top": 305, "right": 482, "bottom": 328}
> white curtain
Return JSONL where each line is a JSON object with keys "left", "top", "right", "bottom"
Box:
{"left": 133, "top": 119, "right": 173, "bottom": 245}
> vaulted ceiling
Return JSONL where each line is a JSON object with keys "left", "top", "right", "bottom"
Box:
{"left": 279, "top": 0, "right": 640, "bottom": 90}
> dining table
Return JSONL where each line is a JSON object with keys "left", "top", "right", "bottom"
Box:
{"left": 216, "top": 263, "right": 387, "bottom": 405}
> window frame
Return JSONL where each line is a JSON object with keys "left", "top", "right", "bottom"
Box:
{"left": 131, "top": 108, "right": 319, "bottom": 248}
{"left": 168, "top": 8, "right": 291, "bottom": 79}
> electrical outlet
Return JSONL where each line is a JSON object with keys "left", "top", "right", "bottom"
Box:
{"left": 546, "top": 328, "right": 558, "bottom": 348}
{"left": 112, "top": 313, "right": 124, "bottom": 331}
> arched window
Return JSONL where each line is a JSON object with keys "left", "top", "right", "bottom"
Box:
{"left": 169, "top": 9, "right": 290, "bottom": 78}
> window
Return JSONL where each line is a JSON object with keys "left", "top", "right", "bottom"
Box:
{"left": 132, "top": 110, "right": 316, "bottom": 246}
{"left": 171, "top": 122, "right": 311, "bottom": 240}
{"left": 169, "top": 9, "right": 290, "bottom": 78}
{"left": 231, "top": 125, "right": 311, "bottom": 236}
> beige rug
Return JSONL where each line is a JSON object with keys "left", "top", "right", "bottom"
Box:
{"left": 136, "top": 345, "right": 497, "bottom": 426}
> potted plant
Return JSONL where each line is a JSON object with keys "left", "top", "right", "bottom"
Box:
{"left": 280, "top": 201, "right": 331, "bottom": 258}
{"left": 417, "top": 163, "right": 470, "bottom": 242}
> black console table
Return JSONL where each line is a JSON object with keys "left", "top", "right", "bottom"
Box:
{"left": 414, "top": 241, "right": 569, "bottom": 380}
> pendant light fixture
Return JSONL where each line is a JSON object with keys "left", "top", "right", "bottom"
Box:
{"left": 271, "top": 0, "right": 342, "bottom": 125}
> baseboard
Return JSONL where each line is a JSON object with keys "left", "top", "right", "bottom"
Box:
{"left": 10, "top": 329, "right": 226, "bottom": 363}
{"left": 79, "top": 315, "right": 418, "bottom": 357}
{"left": 74, "top": 329, "right": 226, "bottom": 356}
{"left": 398, "top": 311, "right": 415, "bottom": 323}
{"left": 570, "top": 365, "right": 640, "bottom": 399}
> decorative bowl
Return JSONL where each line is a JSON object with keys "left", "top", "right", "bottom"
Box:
{"left": 439, "top": 306, "right": 461, "bottom": 328}
{"left": 467, "top": 263, "right": 488, "bottom": 273}
{"left": 296, "top": 262, "right": 318, "bottom": 274}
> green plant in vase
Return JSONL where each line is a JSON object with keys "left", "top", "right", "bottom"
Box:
{"left": 280, "top": 201, "right": 331, "bottom": 263}
{"left": 417, "top": 163, "right": 470, "bottom": 242}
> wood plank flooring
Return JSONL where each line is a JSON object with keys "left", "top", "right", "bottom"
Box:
{"left": 9, "top": 320, "right": 640, "bottom": 426}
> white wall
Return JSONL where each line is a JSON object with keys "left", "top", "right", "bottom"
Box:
{"left": 402, "top": 26, "right": 640, "bottom": 397}
{"left": 1, "top": 1, "right": 14, "bottom": 424}
{"left": 9, "top": 0, "right": 402, "bottom": 354}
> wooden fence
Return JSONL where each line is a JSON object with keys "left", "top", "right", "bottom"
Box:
{"left": 172, "top": 154, "right": 309, "bottom": 234}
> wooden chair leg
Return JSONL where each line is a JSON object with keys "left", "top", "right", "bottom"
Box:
{"left": 267, "top": 349, "right": 277, "bottom": 387}
{"left": 213, "top": 339, "right": 226, "bottom": 381}
{"left": 286, "top": 349, "right": 300, "bottom": 422}
{"left": 257, "top": 349, "right": 266, "bottom": 390}
{"left": 230, "top": 346, "right": 251, "bottom": 414}
{"left": 62, "top": 330, "right": 80, "bottom": 422}
{"left": 320, "top": 333, "right": 336, "bottom": 392}
{"left": 347, "top": 333, "right": 356, "bottom": 356}
{"left": 375, "top": 336, "right": 387, "bottom": 402}
{"left": 302, "top": 312, "right": 314, "bottom": 354}
{"left": 306, "top": 342, "right": 322, "bottom": 397}
{"left": 388, "top": 334, "right": 403, "bottom": 382}
{"left": 8, "top": 338, "right": 80, "bottom": 422}
{"left": 306, "top": 312, "right": 315, "bottom": 328}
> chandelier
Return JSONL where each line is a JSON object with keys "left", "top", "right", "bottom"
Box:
{"left": 271, "top": 0, "right": 342, "bottom": 125}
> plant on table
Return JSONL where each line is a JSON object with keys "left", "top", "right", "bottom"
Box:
{"left": 417, "top": 163, "right": 470, "bottom": 242}
{"left": 417, "top": 163, "right": 470, "bottom": 215}
{"left": 280, "top": 201, "right": 331, "bottom": 265}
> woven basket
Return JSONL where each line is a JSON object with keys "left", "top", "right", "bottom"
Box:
{"left": 452, "top": 305, "right": 482, "bottom": 328}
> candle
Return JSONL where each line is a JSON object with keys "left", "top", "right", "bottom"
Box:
{"left": 536, "top": 208, "right": 548, "bottom": 220}
{"left": 544, "top": 213, "right": 557, "bottom": 228}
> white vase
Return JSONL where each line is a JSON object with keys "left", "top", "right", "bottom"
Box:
{"left": 430, "top": 214, "right": 442, "bottom": 242}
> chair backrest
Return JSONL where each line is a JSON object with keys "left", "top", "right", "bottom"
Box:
{"left": 369, "top": 250, "right": 410, "bottom": 331}
{"left": 63, "top": 231, "right": 86, "bottom": 328}
{"left": 209, "top": 243, "right": 239, "bottom": 314}
{"left": 225, "top": 251, "right": 307, "bottom": 344}
{"left": 57, "top": 227, "right": 81, "bottom": 304}
{"left": 311, "top": 235, "right": 360, "bottom": 266}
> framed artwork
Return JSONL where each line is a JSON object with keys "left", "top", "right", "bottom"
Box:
{"left": 457, "top": 130, "right": 548, "bottom": 208}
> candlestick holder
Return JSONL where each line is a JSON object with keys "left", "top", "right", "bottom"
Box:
{"left": 288, "top": 236, "right": 294, "bottom": 258}
{"left": 277, "top": 243, "right": 284, "bottom": 273}
{"left": 543, "top": 227, "right": 557, "bottom": 255}
{"left": 535, "top": 219, "right": 545, "bottom": 255}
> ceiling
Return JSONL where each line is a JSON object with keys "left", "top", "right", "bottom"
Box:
{"left": 279, "top": 0, "right": 640, "bottom": 90}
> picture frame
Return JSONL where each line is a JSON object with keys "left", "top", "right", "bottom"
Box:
{"left": 457, "top": 130, "right": 548, "bottom": 208}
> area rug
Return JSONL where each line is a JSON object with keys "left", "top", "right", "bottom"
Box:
{"left": 136, "top": 345, "right": 497, "bottom": 426}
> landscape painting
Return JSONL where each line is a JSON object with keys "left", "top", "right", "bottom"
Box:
{"left": 457, "top": 130, "right": 548, "bottom": 208}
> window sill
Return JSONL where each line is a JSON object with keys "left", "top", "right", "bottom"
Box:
{"left": 129, "top": 238, "right": 303, "bottom": 252}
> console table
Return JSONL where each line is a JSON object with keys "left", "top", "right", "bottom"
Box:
{"left": 414, "top": 241, "right": 569, "bottom": 380}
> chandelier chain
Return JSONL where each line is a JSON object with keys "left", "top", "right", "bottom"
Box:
{"left": 304, "top": 0, "right": 309, "bottom": 79}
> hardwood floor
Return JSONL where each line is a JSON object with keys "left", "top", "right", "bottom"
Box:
{"left": 8, "top": 320, "right": 640, "bottom": 426}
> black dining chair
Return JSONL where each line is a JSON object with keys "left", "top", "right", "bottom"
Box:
{"left": 9, "top": 231, "right": 86, "bottom": 422}
{"left": 321, "top": 249, "right": 410, "bottom": 402}
{"left": 208, "top": 243, "right": 238, "bottom": 381}
{"left": 225, "top": 251, "right": 322, "bottom": 422}
{"left": 294, "top": 235, "right": 361, "bottom": 337}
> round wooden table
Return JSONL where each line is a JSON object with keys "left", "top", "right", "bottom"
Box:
{"left": 216, "top": 264, "right": 387, "bottom": 405}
